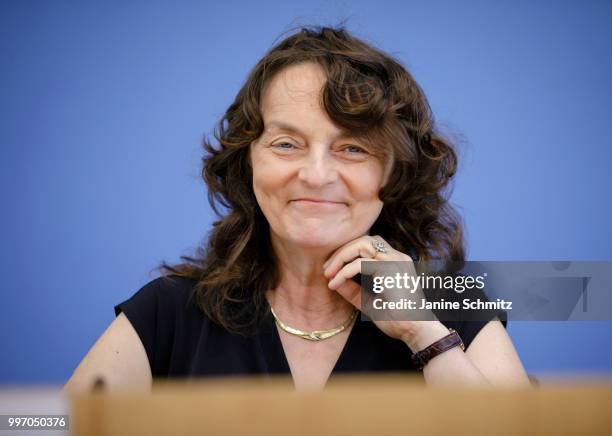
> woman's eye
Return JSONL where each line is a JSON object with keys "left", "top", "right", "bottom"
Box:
{"left": 343, "top": 145, "right": 367, "bottom": 154}
{"left": 272, "top": 142, "right": 296, "bottom": 150}
{"left": 271, "top": 142, "right": 367, "bottom": 155}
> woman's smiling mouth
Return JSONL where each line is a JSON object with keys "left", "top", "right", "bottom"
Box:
{"left": 290, "top": 199, "right": 347, "bottom": 208}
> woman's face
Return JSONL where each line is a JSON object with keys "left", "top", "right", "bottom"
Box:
{"left": 250, "top": 62, "right": 392, "bottom": 251}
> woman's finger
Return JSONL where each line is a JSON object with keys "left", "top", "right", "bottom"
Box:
{"left": 324, "top": 236, "right": 384, "bottom": 278}
{"left": 328, "top": 257, "right": 370, "bottom": 289}
{"left": 333, "top": 279, "right": 362, "bottom": 311}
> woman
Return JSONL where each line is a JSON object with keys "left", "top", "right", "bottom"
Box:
{"left": 64, "top": 25, "right": 530, "bottom": 393}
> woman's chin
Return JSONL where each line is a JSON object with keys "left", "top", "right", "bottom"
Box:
{"left": 288, "top": 233, "right": 345, "bottom": 249}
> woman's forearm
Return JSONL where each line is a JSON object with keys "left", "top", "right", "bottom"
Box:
{"left": 401, "top": 320, "right": 493, "bottom": 387}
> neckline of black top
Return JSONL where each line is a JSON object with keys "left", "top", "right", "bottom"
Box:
{"left": 257, "top": 305, "right": 363, "bottom": 388}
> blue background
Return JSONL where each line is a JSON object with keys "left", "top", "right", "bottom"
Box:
{"left": 1, "top": 0, "right": 611, "bottom": 385}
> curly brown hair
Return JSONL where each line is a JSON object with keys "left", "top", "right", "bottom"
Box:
{"left": 157, "top": 25, "right": 465, "bottom": 336}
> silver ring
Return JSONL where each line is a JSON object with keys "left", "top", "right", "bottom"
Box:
{"left": 371, "top": 239, "right": 388, "bottom": 255}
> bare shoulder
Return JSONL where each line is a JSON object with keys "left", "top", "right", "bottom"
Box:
{"left": 62, "top": 312, "right": 152, "bottom": 395}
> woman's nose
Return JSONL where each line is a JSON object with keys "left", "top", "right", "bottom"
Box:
{"left": 297, "top": 150, "right": 338, "bottom": 187}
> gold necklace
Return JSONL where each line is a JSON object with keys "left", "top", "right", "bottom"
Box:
{"left": 270, "top": 306, "right": 358, "bottom": 341}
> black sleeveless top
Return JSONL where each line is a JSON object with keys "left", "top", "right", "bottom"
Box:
{"left": 114, "top": 275, "right": 507, "bottom": 385}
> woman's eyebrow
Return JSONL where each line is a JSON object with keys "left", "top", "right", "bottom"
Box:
{"left": 266, "top": 120, "right": 303, "bottom": 134}
{"left": 265, "top": 120, "right": 354, "bottom": 140}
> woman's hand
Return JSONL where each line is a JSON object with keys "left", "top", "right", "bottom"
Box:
{"left": 323, "top": 235, "right": 450, "bottom": 352}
